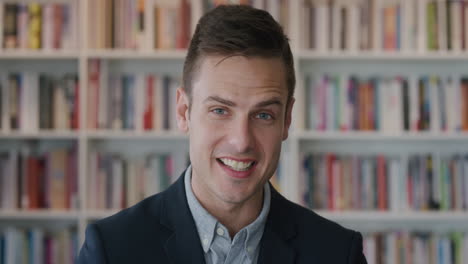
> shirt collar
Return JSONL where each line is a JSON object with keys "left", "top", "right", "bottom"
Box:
{"left": 184, "top": 165, "right": 271, "bottom": 259}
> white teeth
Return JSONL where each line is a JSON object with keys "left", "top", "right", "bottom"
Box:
{"left": 219, "top": 158, "right": 254, "bottom": 171}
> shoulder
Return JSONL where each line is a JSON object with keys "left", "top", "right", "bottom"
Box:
{"left": 93, "top": 190, "right": 169, "bottom": 240}
{"left": 270, "top": 192, "right": 365, "bottom": 262}
{"left": 79, "top": 191, "right": 172, "bottom": 262}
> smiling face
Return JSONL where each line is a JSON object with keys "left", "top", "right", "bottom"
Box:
{"left": 176, "top": 55, "right": 294, "bottom": 207}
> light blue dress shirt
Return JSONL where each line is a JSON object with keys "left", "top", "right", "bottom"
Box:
{"left": 184, "top": 165, "right": 271, "bottom": 264}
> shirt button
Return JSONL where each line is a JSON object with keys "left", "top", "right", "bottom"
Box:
{"left": 216, "top": 228, "right": 224, "bottom": 236}
{"left": 202, "top": 238, "right": 209, "bottom": 245}
{"left": 247, "top": 246, "right": 252, "bottom": 252}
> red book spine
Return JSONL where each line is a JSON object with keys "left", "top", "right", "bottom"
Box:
{"left": 144, "top": 75, "right": 154, "bottom": 130}
{"left": 27, "top": 157, "right": 40, "bottom": 209}
{"left": 52, "top": 4, "right": 63, "bottom": 49}
{"left": 73, "top": 80, "right": 80, "bottom": 129}
{"left": 326, "top": 153, "right": 335, "bottom": 210}
{"left": 377, "top": 155, "right": 387, "bottom": 210}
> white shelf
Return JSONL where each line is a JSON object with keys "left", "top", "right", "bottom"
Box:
{"left": 85, "top": 210, "right": 120, "bottom": 220}
{"left": 316, "top": 211, "right": 468, "bottom": 224}
{"left": 0, "top": 210, "right": 80, "bottom": 220}
{"left": 0, "top": 131, "right": 80, "bottom": 139}
{"left": 86, "top": 49, "right": 187, "bottom": 59}
{"left": 297, "top": 50, "right": 468, "bottom": 61}
{"left": 295, "top": 131, "right": 468, "bottom": 141}
{"left": 0, "top": 50, "right": 80, "bottom": 59}
{"left": 85, "top": 130, "right": 188, "bottom": 140}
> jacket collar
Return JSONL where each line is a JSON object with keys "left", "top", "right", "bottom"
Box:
{"left": 160, "top": 170, "right": 297, "bottom": 264}
{"left": 258, "top": 186, "right": 297, "bottom": 264}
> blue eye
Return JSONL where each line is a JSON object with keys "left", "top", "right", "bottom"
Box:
{"left": 257, "top": 113, "right": 272, "bottom": 120}
{"left": 212, "top": 108, "right": 227, "bottom": 115}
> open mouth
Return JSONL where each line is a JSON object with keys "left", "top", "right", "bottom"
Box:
{"left": 216, "top": 158, "right": 256, "bottom": 172}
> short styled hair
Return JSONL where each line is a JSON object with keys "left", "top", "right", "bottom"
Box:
{"left": 182, "top": 4, "right": 295, "bottom": 103}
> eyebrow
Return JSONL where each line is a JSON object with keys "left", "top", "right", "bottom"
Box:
{"left": 203, "top": 95, "right": 283, "bottom": 108}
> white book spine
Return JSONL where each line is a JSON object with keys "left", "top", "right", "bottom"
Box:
{"left": 42, "top": 4, "right": 53, "bottom": 50}
{"left": 18, "top": 73, "right": 28, "bottom": 132}
{"left": 302, "top": 1, "right": 310, "bottom": 49}
{"left": 29, "top": 73, "right": 39, "bottom": 132}
{"left": 253, "top": 0, "right": 264, "bottom": 10}
{"left": 0, "top": 2, "right": 4, "bottom": 51}
{"left": 386, "top": 233, "right": 396, "bottom": 264}
{"left": 332, "top": 5, "right": 341, "bottom": 50}
{"left": 393, "top": 78, "right": 403, "bottom": 132}
{"left": 409, "top": 75, "right": 419, "bottom": 131}
{"left": 430, "top": 76, "right": 440, "bottom": 132}
{"left": 454, "top": 76, "right": 462, "bottom": 131}
{"left": 154, "top": 75, "right": 163, "bottom": 131}
{"left": 326, "top": 76, "right": 334, "bottom": 131}
{"left": 373, "top": 0, "right": 383, "bottom": 51}
{"left": 381, "top": 79, "right": 389, "bottom": 132}
{"left": 389, "top": 158, "right": 400, "bottom": 211}
{"left": 267, "top": 0, "right": 280, "bottom": 22}
{"left": 1, "top": 74, "right": 10, "bottom": 131}
{"left": 5, "top": 227, "right": 18, "bottom": 264}
{"left": 134, "top": 73, "right": 145, "bottom": 132}
{"left": 98, "top": 61, "right": 108, "bottom": 129}
{"left": 145, "top": 0, "right": 154, "bottom": 51}
{"left": 446, "top": 77, "right": 455, "bottom": 131}
{"left": 433, "top": 153, "right": 442, "bottom": 207}
{"left": 437, "top": 0, "right": 448, "bottom": 51}
{"left": 17, "top": 4, "right": 28, "bottom": 50}
{"left": 348, "top": 4, "right": 359, "bottom": 51}
{"left": 339, "top": 74, "right": 348, "bottom": 130}
{"left": 417, "top": 0, "right": 427, "bottom": 52}
{"left": 316, "top": 5, "right": 329, "bottom": 51}
{"left": 87, "top": 152, "right": 97, "bottom": 209}
{"left": 8, "top": 150, "right": 18, "bottom": 209}
{"left": 465, "top": 4, "right": 468, "bottom": 51}
{"left": 455, "top": 157, "right": 463, "bottom": 210}
{"left": 112, "top": 158, "right": 123, "bottom": 209}
{"left": 169, "top": 78, "right": 178, "bottom": 131}
{"left": 450, "top": 1, "right": 462, "bottom": 51}
{"left": 463, "top": 156, "right": 468, "bottom": 210}
{"left": 363, "top": 235, "right": 376, "bottom": 264}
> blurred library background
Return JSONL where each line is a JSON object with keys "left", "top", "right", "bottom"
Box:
{"left": 1, "top": 0, "right": 468, "bottom": 263}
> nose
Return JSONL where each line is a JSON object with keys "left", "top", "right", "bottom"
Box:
{"left": 228, "top": 115, "right": 255, "bottom": 154}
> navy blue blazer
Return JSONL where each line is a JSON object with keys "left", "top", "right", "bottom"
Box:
{"left": 78, "top": 171, "right": 367, "bottom": 263}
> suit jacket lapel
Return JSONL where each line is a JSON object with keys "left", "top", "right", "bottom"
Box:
{"left": 258, "top": 185, "right": 297, "bottom": 264}
{"left": 160, "top": 173, "right": 206, "bottom": 264}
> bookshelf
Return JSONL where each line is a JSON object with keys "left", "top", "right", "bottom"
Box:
{"left": 1, "top": 0, "right": 468, "bottom": 262}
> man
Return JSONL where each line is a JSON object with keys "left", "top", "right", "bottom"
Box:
{"left": 78, "top": 5, "right": 367, "bottom": 264}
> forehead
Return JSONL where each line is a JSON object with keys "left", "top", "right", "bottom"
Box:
{"left": 192, "top": 55, "right": 288, "bottom": 101}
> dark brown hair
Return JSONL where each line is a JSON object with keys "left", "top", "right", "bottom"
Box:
{"left": 182, "top": 4, "right": 295, "bottom": 104}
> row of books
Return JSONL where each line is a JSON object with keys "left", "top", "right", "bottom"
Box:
{"left": 203, "top": 0, "right": 289, "bottom": 34}
{"left": 0, "top": 147, "right": 78, "bottom": 210}
{"left": 87, "top": 152, "right": 176, "bottom": 209}
{"left": 363, "top": 231, "right": 468, "bottom": 264}
{"left": 0, "top": 227, "right": 77, "bottom": 264}
{"left": 87, "top": 0, "right": 191, "bottom": 50}
{"left": 88, "top": 60, "right": 179, "bottom": 131}
{"left": 302, "top": 0, "right": 468, "bottom": 51}
{"left": 0, "top": 73, "right": 79, "bottom": 132}
{"left": 305, "top": 75, "right": 468, "bottom": 132}
{"left": 301, "top": 153, "right": 468, "bottom": 211}
{"left": 1, "top": 2, "right": 78, "bottom": 50}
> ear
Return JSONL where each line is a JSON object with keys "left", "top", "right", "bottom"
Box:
{"left": 176, "top": 87, "right": 190, "bottom": 133}
{"left": 282, "top": 97, "right": 295, "bottom": 141}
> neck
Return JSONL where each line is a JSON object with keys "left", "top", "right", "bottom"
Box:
{"left": 191, "top": 179, "right": 264, "bottom": 238}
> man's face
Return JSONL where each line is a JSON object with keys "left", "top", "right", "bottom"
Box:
{"left": 176, "top": 55, "right": 294, "bottom": 205}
